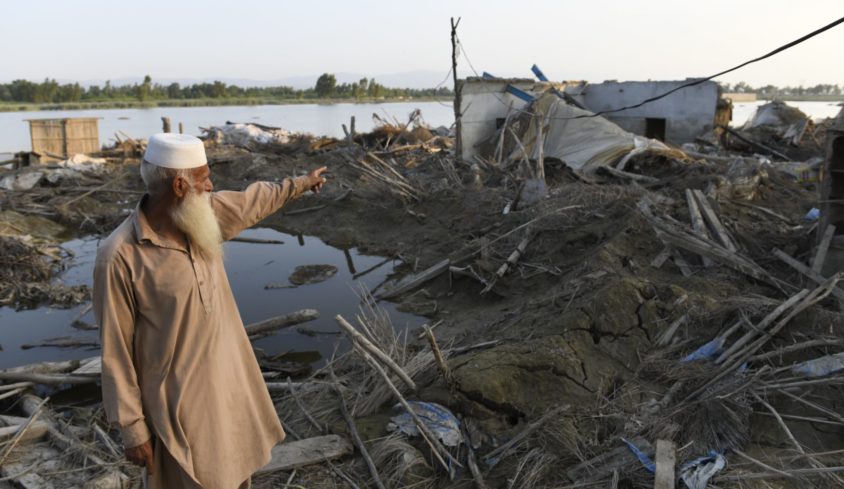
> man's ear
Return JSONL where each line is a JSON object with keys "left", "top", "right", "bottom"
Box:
{"left": 172, "top": 175, "right": 190, "bottom": 198}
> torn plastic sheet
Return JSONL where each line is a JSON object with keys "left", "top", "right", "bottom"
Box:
{"left": 387, "top": 401, "right": 462, "bottom": 447}
{"left": 791, "top": 352, "right": 844, "bottom": 377}
{"left": 680, "top": 451, "right": 726, "bottom": 489}
{"left": 681, "top": 337, "right": 725, "bottom": 363}
{"left": 621, "top": 437, "right": 656, "bottom": 473}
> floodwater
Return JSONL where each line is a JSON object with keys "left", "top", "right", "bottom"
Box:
{"left": 0, "top": 227, "right": 424, "bottom": 370}
{"left": 1, "top": 99, "right": 841, "bottom": 154}
{"left": 0, "top": 101, "right": 456, "bottom": 153}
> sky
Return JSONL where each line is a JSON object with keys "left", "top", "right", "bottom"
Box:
{"left": 2, "top": 0, "right": 843, "bottom": 88}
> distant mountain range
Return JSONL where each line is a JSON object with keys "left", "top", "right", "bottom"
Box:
{"left": 35, "top": 71, "right": 454, "bottom": 90}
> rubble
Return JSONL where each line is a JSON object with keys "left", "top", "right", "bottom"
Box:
{"left": 2, "top": 99, "right": 844, "bottom": 488}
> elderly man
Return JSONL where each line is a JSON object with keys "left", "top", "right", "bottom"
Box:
{"left": 93, "top": 133, "right": 327, "bottom": 489}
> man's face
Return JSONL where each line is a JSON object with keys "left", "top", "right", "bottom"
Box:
{"left": 190, "top": 165, "right": 214, "bottom": 195}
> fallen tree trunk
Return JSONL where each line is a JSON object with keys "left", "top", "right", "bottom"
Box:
{"left": 245, "top": 309, "right": 320, "bottom": 338}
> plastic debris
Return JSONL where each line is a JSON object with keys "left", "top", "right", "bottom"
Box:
{"left": 206, "top": 122, "right": 295, "bottom": 149}
{"left": 791, "top": 352, "right": 844, "bottom": 377}
{"left": 681, "top": 337, "right": 725, "bottom": 363}
{"left": 387, "top": 401, "right": 462, "bottom": 447}
{"left": 804, "top": 207, "right": 820, "bottom": 221}
{"left": 621, "top": 437, "right": 655, "bottom": 473}
{"left": 680, "top": 451, "right": 726, "bottom": 489}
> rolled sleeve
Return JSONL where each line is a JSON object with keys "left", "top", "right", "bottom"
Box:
{"left": 211, "top": 176, "right": 311, "bottom": 240}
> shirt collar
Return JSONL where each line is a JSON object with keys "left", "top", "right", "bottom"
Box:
{"left": 132, "top": 194, "right": 187, "bottom": 252}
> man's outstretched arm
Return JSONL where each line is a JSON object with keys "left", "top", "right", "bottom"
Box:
{"left": 211, "top": 166, "right": 327, "bottom": 240}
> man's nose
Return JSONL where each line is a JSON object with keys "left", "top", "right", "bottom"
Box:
{"left": 205, "top": 180, "right": 214, "bottom": 192}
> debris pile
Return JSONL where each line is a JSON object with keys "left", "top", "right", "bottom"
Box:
{"left": 2, "top": 100, "right": 844, "bottom": 488}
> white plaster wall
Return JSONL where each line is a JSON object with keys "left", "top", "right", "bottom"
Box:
{"left": 577, "top": 80, "right": 719, "bottom": 144}
{"left": 459, "top": 80, "right": 534, "bottom": 161}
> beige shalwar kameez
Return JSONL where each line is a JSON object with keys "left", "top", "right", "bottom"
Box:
{"left": 93, "top": 177, "right": 310, "bottom": 489}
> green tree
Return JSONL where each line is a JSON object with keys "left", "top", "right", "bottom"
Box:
{"left": 314, "top": 73, "right": 337, "bottom": 98}
{"left": 167, "top": 82, "right": 182, "bottom": 99}
{"left": 211, "top": 80, "right": 227, "bottom": 98}
{"left": 137, "top": 75, "right": 152, "bottom": 102}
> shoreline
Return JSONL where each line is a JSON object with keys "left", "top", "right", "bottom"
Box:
{"left": 0, "top": 96, "right": 453, "bottom": 113}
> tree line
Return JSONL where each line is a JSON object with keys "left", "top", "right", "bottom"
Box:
{"left": 0, "top": 74, "right": 452, "bottom": 104}
{"left": 722, "top": 82, "right": 843, "bottom": 97}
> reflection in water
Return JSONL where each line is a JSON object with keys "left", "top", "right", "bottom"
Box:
{"left": 0, "top": 228, "right": 424, "bottom": 370}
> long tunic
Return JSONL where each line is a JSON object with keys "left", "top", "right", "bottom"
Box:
{"left": 93, "top": 177, "right": 310, "bottom": 489}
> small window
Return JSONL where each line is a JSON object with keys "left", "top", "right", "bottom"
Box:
{"left": 645, "top": 118, "right": 666, "bottom": 141}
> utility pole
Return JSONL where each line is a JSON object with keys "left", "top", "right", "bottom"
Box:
{"left": 451, "top": 17, "right": 462, "bottom": 163}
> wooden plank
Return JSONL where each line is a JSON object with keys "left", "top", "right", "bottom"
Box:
{"left": 772, "top": 248, "right": 844, "bottom": 301}
{"left": 0, "top": 421, "right": 50, "bottom": 444}
{"left": 654, "top": 439, "right": 676, "bottom": 489}
{"left": 650, "top": 247, "right": 672, "bottom": 268}
{"left": 685, "top": 189, "right": 714, "bottom": 267}
{"left": 72, "top": 357, "right": 102, "bottom": 375}
{"left": 255, "top": 435, "right": 353, "bottom": 475}
{"left": 692, "top": 190, "right": 738, "bottom": 252}
{"left": 812, "top": 224, "right": 836, "bottom": 275}
{"left": 376, "top": 259, "right": 451, "bottom": 300}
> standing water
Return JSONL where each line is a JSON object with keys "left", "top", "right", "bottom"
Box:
{"left": 0, "top": 227, "right": 424, "bottom": 370}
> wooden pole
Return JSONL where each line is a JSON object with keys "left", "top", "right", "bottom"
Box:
{"left": 535, "top": 110, "right": 545, "bottom": 181}
{"left": 451, "top": 17, "right": 462, "bottom": 163}
{"left": 161, "top": 117, "right": 172, "bottom": 133}
{"left": 178, "top": 122, "right": 184, "bottom": 134}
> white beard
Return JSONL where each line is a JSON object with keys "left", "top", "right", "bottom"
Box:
{"left": 170, "top": 191, "right": 224, "bottom": 259}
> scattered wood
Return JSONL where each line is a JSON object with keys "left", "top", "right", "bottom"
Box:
{"left": 288, "top": 376, "right": 325, "bottom": 435}
{"left": 335, "top": 315, "right": 416, "bottom": 391}
{"left": 724, "top": 126, "right": 791, "bottom": 161}
{"left": 20, "top": 337, "right": 100, "bottom": 350}
{"left": 352, "top": 256, "right": 393, "bottom": 280}
{"left": 375, "top": 258, "right": 450, "bottom": 300}
{"left": 424, "top": 325, "right": 455, "bottom": 394}
{"left": 481, "top": 235, "right": 531, "bottom": 294}
{"left": 336, "top": 315, "right": 459, "bottom": 474}
{"left": 812, "top": 224, "right": 836, "bottom": 275}
{"left": 230, "top": 236, "right": 285, "bottom": 244}
{"left": 597, "top": 165, "right": 658, "bottom": 184}
{"left": 284, "top": 204, "right": 326, "bottom": 216}
{"left": 651, "top": 247, "right": 672, "bottom": 268}
{"left": 691, "top": 189, "right": 738, "bottom": 253}
{"left": 0, "top": 397, "right": 49, "bottom": 467}
{"left": 685, "top": 189, "right": 714, "bottom": 267}
{"left": 245, "top": 309, "right": 320, "bottom": 338}
{"left": 772, "top": 248, "right": 844, "bottom": 301}
{"left": 639, "top": 200, "right": 782, "bottom": 290}
{"left": 328, "top": 365, "right": 386, "bottom": 489}
{"left": 654, "top": 439, "right": 676, "bottom": 489}
{"left": 254, "top": 435, "right": 354, "bottom": 475}
{"left": 566, "top": 436, "right": 654, "bottom": 482}
{"left": 0, "top": 372, "right": 98, "bottom": 385}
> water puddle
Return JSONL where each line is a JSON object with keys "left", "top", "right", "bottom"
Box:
{"left": 0, "top": 228, "right": 425, "bottom": 370}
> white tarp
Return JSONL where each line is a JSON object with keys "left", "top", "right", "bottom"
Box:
{"left": 207, "top": 123, "right": 295, "bottom": 148}
{"left": 514, "top": 92, "right": 685, "bottom": 172}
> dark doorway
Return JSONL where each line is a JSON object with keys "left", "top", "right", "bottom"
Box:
{"left": 645, "top": 118, "right": 666, "bottom": 141}
{"left": 828, "top": 137, "right": 844, "bottom": 230}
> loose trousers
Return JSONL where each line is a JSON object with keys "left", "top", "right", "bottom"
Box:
{"left": 142, "top": 439, "right": 251, "bottom": 489}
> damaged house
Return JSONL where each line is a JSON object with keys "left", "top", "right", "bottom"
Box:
{"left": 458, "top": 75, "right": 728, "bottom": 163}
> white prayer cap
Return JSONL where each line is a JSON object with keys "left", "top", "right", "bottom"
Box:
{"left": 143, "top": 133, "right": 207, "bottom": 169}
